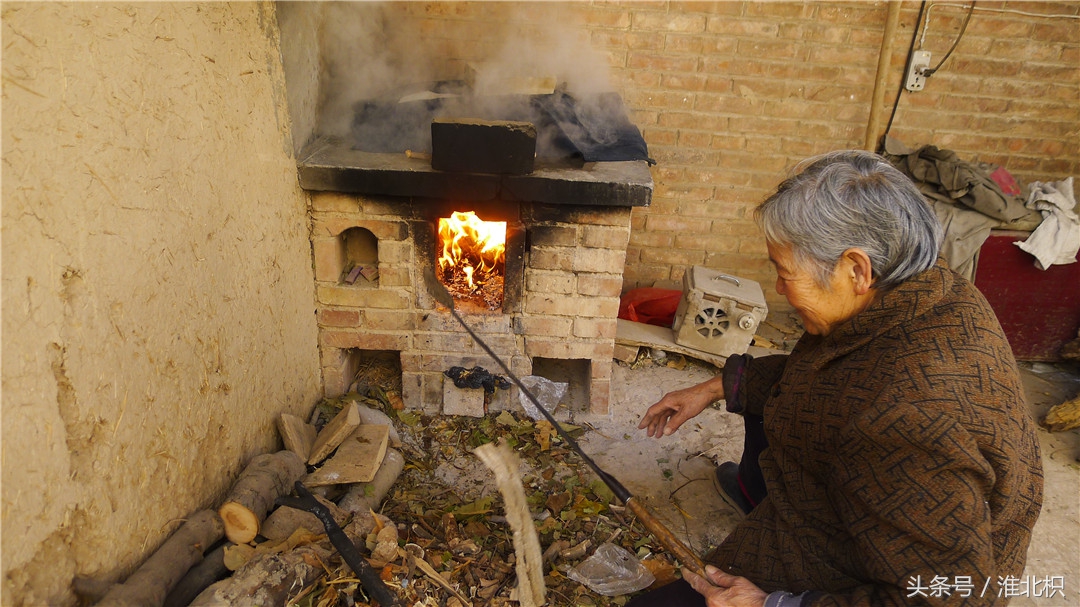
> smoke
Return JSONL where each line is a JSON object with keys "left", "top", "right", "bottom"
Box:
{"left": 314, "top": 2, "right": 616, "bottom": 149}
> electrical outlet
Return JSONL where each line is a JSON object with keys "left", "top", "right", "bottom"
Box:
{"left": 905, "top": 50, "right": 931, "bottom": 92}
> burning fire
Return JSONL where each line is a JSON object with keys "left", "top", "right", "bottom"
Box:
{"left": 437, "top": 211, "right": 506, "bottom": 309}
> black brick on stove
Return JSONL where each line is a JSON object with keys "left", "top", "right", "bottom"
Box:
{"left": 431, "top": 118, "right": 536, "bottom": 176}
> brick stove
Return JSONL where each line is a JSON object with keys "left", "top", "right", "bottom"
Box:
{"left": 301, "top": 124, "right": 651, "bottom": 417}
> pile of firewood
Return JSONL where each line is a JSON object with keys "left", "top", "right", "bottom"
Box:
{"left": 79, "top": 378, "right": 685, "bottom": 607}
{"left": 77, "top": 390, "right": 409, "bottom": 607}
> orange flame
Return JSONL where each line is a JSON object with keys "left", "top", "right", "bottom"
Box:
{"left": 437, "top": 211, "right": 506, "bottom": 289}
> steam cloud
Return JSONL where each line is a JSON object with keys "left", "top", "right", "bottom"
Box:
{"left": 314, "top": 2, "right": 618, "bottom": 152}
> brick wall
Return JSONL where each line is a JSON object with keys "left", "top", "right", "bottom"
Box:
{"left": 314, "top": 1, "right": 1079, "bottom": 313}
{"left": 599, "top": 1, "right": 1080, "bottom": 311}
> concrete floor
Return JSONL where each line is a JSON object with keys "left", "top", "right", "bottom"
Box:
{"left": 572, "top": 354, "right": 1080, "bottom": 606}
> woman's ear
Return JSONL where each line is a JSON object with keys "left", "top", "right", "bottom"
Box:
{"left": 843, "top": 248, "right": 875, "bottom": 295}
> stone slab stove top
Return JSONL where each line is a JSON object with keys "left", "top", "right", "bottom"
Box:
{"left": 297, "top": 136, "right": 653, "bottom": 208}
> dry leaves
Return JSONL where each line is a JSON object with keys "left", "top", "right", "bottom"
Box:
{"left": 285, "top": 394, "right": 678, "bottom": 607}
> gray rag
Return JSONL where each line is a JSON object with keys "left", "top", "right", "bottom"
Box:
{"left": 1014, "top": 177, "right": 1079, "bottom": 270}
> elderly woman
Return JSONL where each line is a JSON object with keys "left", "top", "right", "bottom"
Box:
{"left": 633, "top": 151, "right": 1043, "bottom": 607}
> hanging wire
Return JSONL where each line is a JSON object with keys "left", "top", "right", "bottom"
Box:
{"left": 878, "top": 0, "right": 928, "bottom": 153}
{"left": 922, "top": 1, "right": 976, "bottom": 77}
{"left": 878, "top": 0, "right": 1074, "bottom": 153}
{"left": 925, "top": 2, "right": 1080, "bottom": 21}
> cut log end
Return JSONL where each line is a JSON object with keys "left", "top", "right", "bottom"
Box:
{"left": 219, "top": 501, "right": 259, "bottom": 545}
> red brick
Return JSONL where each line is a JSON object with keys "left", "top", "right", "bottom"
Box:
{"left": 969, "top": 17, "right": 1035, "bottom": 38}
{"left": 603, "top": 48, "right": 630, "bottom": 70}
{"left": 529, "top": 247, "right": 574, "bottom": 271}
{"left": 812, "top": 4, "right": 885, "bottom": 25}
{"left": 524, "top": 338, "right": 613, "bottom": 361}
{"left": 645, "top": 214, "right": 705, "bottom": 233}
{"left": 362, "top": 309, "right": 417, "bottom": 332}
{"left": 664, "top": 34, "right": 707, "bottom": 55}
{"left": 643, "top": 127, "right": 678, "bottom": 146}
{"left": 624, "top": 89, "right": 695, "bottom": 112}
{"left": 442, "top": 383, "right": 485, "bottom": 417}
{"left": 321, "top": 331, "right": 409, "bottom": 351}
{"left": 745, "top": 1, "right": 812, "bottom": 19}
{"left": 705, "top": 18, "right": 779, "bottom": 37}
{"left": 673, "top": 232, "right": 739, "bottom": 254}
{"left": 1033, "top": 20, "right": 1079, "bottom": 44}
{"left": 581, "top": 226, "right": 630, "bottom": 249}
{"left": 515, "top": 315, "right": 574, "bottom": 337}
{"left": 737, "top": 39, "right": 801, "bottom": 61}
{"left": 660, "top": 72, "right": 708, "bottom": 91}
{"left": 632, "top": 12, "right": 707, "bottom": 34}
{"left": 582, "top": 8, "right": 632, "bottom": 28}
{"left": 525, "top": 295, "right": 620, "bottom": 319}
{"left": 623, "top": 264, "right": 677, "bottom": 288}
{"left": 657, "top": 111, "right": 729, "bottom": 132}
{"left": 573, "top": 247, "right": 626, "bottom": 274}
{"left": 627, "top": 52, "right": 700, "bottom": 73}
{"left": 573, "top": 317, "right": 617, "bottom": 340}
{"left": 318, "top": 309, "right": 360, "bottom": 327}
{"left": 1018, "top": 62, "right": 1079, "bottom": 82}
{"left": 529, "top": 225, "right": 578, "bottom": 247}
{"left": 525, "top": 271, "right": 576, "bottom": 295}
{"left": 312, "top": 238, "right": 345, "bottom": 283}
{"left": 577, "top": 274, "right": 624, "bottom": 298}
{"left": 640, "top": 247, "right": 707, "bottom": 266}
{"left": 680, "top": 2, "right": 744, "bottom": 17}
{"left": 310, "top": 192, "right": 359, "bottom": 213}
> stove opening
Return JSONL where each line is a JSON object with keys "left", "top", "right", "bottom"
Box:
{"left": 437, "top": 210, "right": 506, "bottom": 312}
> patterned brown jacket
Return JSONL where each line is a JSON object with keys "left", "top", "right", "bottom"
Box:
{"left": 709, "top": 260, "right": 1044, "bottom": 606}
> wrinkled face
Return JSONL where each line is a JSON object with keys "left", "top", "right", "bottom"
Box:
{"left": 767, "top": 242, "right": 865, "bottom": 336}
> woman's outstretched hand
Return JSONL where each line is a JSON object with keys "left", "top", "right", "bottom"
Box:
{"left": 683, "top": 565, "right": 768, "bottom": 607}
{"left": 637, "top": 375, "right": 725, "bottom": 438}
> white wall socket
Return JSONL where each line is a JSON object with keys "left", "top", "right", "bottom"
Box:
{"left": 905, "top": 50, "right": 931, "bottom": 92}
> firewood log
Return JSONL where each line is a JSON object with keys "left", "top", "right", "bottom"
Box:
{"left": 260, "top": 492, "right": 348, "bottom": 542}
{"left": 162, "top": 543, "right": 228, "bottom": 607}
{"left": 187, "top": 544, "right": 332, "bottom": 607}
{"left": 277, "top": 413, "right": 316, "bottom": 461}
{"left": 308, "top": 403, "right": 360, "bottom": 464}
{"left": 95, "top": 509, "right": 224, "bottom": 607}
{"left": 217, "top": 450, "right": 306, "bottom": 544}
{"left": 1043, "top": 394, "right": 1080, "bottom": 432}
{"left": 337, "top": 448, "right": 405, "bottom": 516}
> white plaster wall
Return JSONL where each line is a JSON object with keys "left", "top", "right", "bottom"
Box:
{"left": 1, "top": 3, "right": 322, "bottom": 604}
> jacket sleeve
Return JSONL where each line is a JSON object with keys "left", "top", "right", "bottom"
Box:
{"left": 723, "top": 354, "right": 789, "bottom": 416}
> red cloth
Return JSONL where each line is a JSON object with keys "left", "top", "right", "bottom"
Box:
{"left": 990, "top": 166, "right": 1022, "bottom": 196}
{"left": 618, "top": 288, "right": 682, "bottom": 328}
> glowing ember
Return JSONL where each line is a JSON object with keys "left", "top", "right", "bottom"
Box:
{"left": 437, "top": 211, "right": 506, "bottom": 310}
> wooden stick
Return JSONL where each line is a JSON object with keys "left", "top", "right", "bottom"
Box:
{"left": 218, "top": 450, "right": 306, "bottom": 544}
{"left": 474, "top": 441, "right": 545, "bottom": 607}
{"left": 625, "top": 498, "right": 705, "bottom": 577}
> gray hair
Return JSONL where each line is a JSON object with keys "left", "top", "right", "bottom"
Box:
{"left": 754, "top": 150, "right": 942, "bottom": 290}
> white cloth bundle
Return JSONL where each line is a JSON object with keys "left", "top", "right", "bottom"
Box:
{"left": 1015, "top": 176, "right": 1079, "bottom": 269}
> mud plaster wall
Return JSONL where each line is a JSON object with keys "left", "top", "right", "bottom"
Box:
{"left": 1, "top": 3, "right": 322, "bottom": 604}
